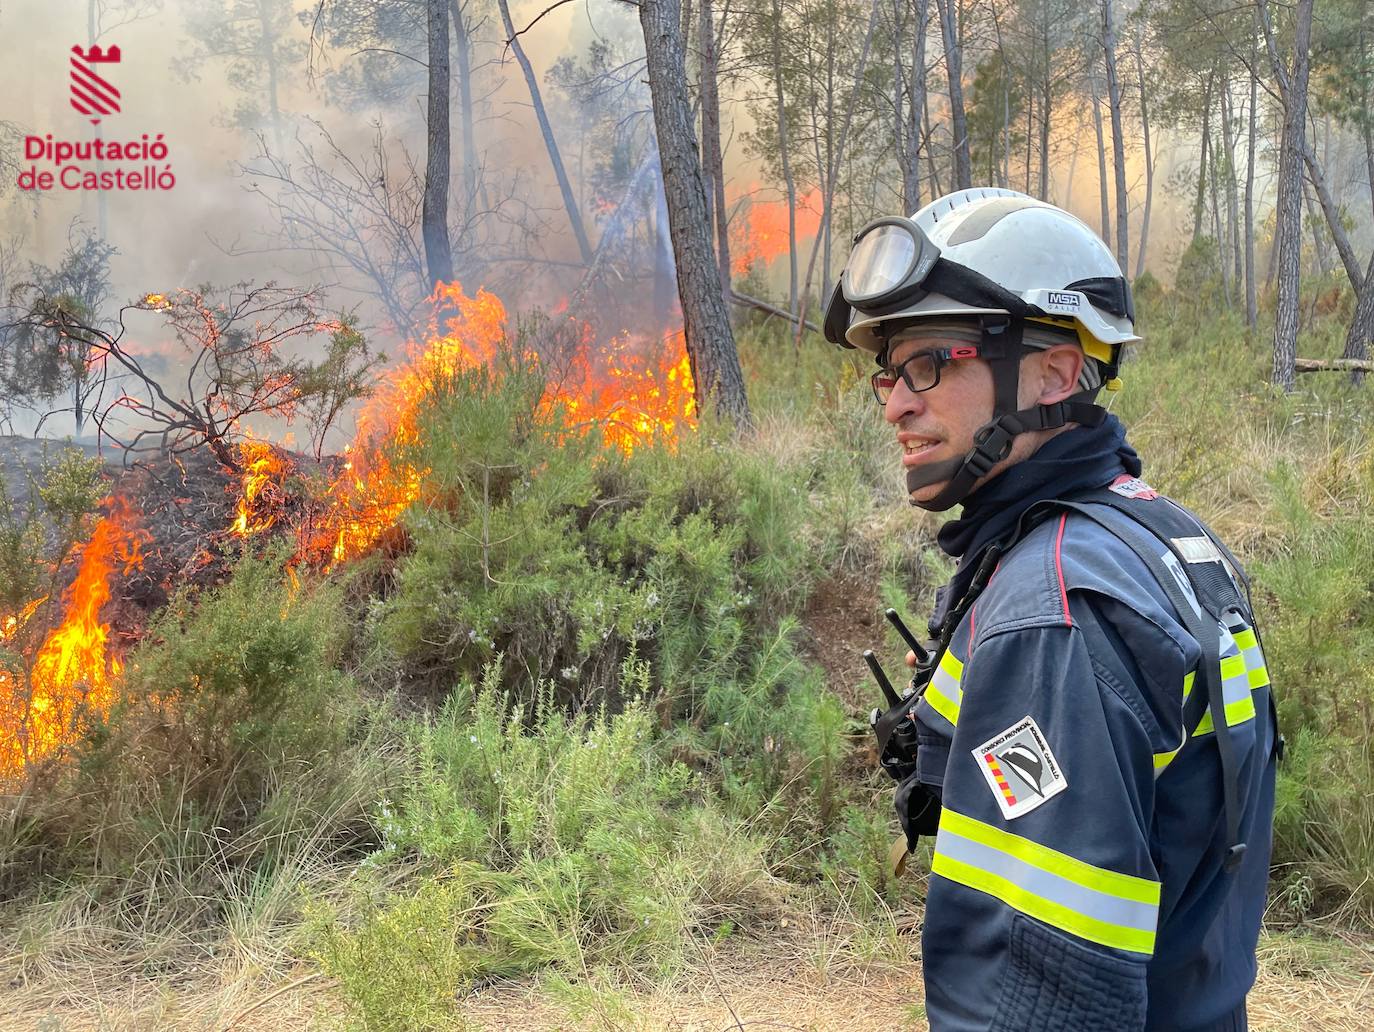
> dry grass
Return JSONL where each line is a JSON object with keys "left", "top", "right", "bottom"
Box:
{"left": 4, "top": 916, "right": 1369, "bottom": 1032}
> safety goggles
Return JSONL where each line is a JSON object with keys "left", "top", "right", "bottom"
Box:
{"left": 871, "top": 343, "right": 983, "bottom": 404}
{"left": 826, "top": 217, "right": 943, "bottom": 337}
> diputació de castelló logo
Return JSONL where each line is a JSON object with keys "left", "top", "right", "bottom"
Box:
{"left": 17, "top": 43, "right": 176, "bottom": 192}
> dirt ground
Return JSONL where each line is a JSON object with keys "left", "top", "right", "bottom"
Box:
{"left": 4, "top": 927, "right": 1370, "bottom": 1032}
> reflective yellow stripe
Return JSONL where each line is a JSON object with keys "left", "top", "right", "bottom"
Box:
{"left": 1158, "top": 672, "right": 1196, "bottom": 771}
{"left": 931, "top": 854, "right": 1157, "bottom": 955}
{"left": 1246, "top": 664, "right": 1270, "bottom": 689}
{"left": 934, "top": 809, "right": 1159, "bottom": 955}
{"left": 1233, "top": 629, "right": 1258, "bottom": 651}
{"left": 1153, "top": 746, "right": 1181, "bottom": 773}
{"left": 1219, "top": 654, "right": 1246, "bottom": 680}
{"left": 940, "top": 809, "right": 1160, "bottom": 904}
{"left": 1224, "top": 694, "right": 1257, "bottom": 725}
{"left": 923, "top": 650, "right": 963, "bottom": 727}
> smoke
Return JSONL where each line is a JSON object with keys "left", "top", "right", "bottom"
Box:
{"left": 0, "top": 0, "right": 1250, "bottom": 446}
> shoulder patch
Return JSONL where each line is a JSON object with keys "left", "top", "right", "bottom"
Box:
{"left": 1109, "top": 475, "right": 1158, "bottom": 500}
{"left": 973, "top": 716, "right": 1068, "bottom": 819}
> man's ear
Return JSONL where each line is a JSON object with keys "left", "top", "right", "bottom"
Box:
{"left": 1035, "top": 344, "right": 1085, "bottom": 404}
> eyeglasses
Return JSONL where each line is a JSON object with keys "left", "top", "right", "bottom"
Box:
{"left": 870, "top": 344, "right": 983, "bottom": 404}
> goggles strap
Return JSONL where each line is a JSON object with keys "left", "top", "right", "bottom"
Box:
{"left": 922, "top": 259, "right": 1040, "bottom": 319}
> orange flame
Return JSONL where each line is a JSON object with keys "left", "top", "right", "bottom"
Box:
{"left": 232, "top": 438, "right": 289, "bottom": 537}
{"left": 729, "top": 187, "right": 824, "bottom": 277}
{"left": 545, "top": 328, "right": 695, "bottom": 455}
{"left": 0, "top": 496, "right": 146, "bottom": 777}
{"left": 303, "top": 283, "right": 695, "bottom": 566}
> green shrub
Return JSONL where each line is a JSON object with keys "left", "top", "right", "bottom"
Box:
{"left": 0, "top": 548, "right": 382, "bottom": 932}
{"left": 363, "top": 339, "right": 828, "bottom": 727}
{"left": 315, "top": 661, "right": 786, "bottom": 1028}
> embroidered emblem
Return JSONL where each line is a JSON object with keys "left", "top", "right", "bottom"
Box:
{"left": 973, "top": 716, "right": 1068, "bottom": 819}
{"left": 1109, "top": 475, "right": 1158, "bottom": 500}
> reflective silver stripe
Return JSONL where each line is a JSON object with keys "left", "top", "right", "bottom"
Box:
{"left": 1171, "top": 535, "right": 1224, "bottom": 564}
{"left": 1220, "top": 654, "right": 1250, "bottom": 705}
{"left": 922, "top": 650, "right": 963, "bottom": 728}
{"left": 934, "top": 821, "right": 1159, "bottom": 953}
{"left": 1232, "top": 625, "right": 1270, "bottom": 689}
{"left": 1195, "top": 621, "right": 1259, "bottom": 736}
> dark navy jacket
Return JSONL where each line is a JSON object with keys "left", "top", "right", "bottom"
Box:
{"left": 914, "top": 478, "right": 1276, "bottom": 1031}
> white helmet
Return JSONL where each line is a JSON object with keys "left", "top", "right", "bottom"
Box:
{"left": 828, "top": 188, "right": 1138, "bottom": 371}
{"left": 822, "top": 188, "right": 1138, "bottom": 512}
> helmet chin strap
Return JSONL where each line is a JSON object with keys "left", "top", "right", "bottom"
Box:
{"left": 904, "top": 317, "right": 1108, "bottom": 512}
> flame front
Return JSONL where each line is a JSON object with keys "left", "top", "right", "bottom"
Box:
{"left": 310, "top": 283, "right": 695, "bottom": 565}
{"left": 1, "top": 284, "right": 698, "bottom": 777}
{"left": 0, "top": 496, "right": 146, "bottom": 777}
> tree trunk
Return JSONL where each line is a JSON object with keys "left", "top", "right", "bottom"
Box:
{"left": 820, "top": 12, "right": 835, "bottom": 301}
{"left": 698, "top": 0, "right": 731, "bottom": 303}
{"left": 1270, "top": 0, "right": 1314, "bottom": 392}
{"left": 1090, "top": 72, "right": 1111, "bottom": 249}
{"left": 901, "top": 0, "right": 929, "bottom": 213}
{"left": 1301, "top": 137, "right": 1363, "bottom": 289}
{"left": 638, "top": 0, "right": 751, "bottom": 426}
{"left": 422, "top": 0, "right": 454, "bottom": 288}
{"left": 1304, "top": 182, "right": 1329, "bottom": 278}
{"left": 934, "top": 0, "right": 971, "bottom": 190}
{"left": 1193, "top": 72, "right": 1213, "bottom": 243}
{"left": 923, "top": 88, "right": 943, "bottom": 197}
{"left": 1220, "top": 78, "right": 1242, "bottom": 296}
{"left": 1133, "top": 29, "right": 1154, "bottom": 280}
{"left": 770, "top": 0, "right": 798, "bottom": 314}
{"left": 1024, "top": 77, "right": 1033, "bottom": 194}
{"left": 1101, "top": 0, "right": 1128, "bottom": 272}
{"left": 999, "top": 16, "right": 1011, "bottom": 186}
{"left": 1216, "top": 81, "right": 1233, "bottom": 303}
{"left": 256, "top": 0, "right": 285, "bottom": 156}
{"left": 1257, "top": 0, "right": 1361, "bottom": 292}
{"left": 1209, "top": 118, "right": 1227, "bottom": 302}
{"left": 1038, "top": 78, "right": 1051, "bottom": 201}
{"left": 1364, "top": 61, "right": 1374, "bottom": 222}
{"left": 1343, "top": 248, "right": 1374, "bottom": 384}
{"left": 796, "top": 0, "right": 880, "bottom": 347}
{"left": 1038, "top": 15, "right": 1050, "bottom": 201}
{"left": 496, "top": 0, "right": 594, "bottom": 263}
{"left": 450, "top": 0, "right": 477, "bottom": 211}
{"left": 1064, "top": 119, "right": 1079, "bottom": 208}
{"left": 1244, "top": 52, "right": 1258, "bottom": 327}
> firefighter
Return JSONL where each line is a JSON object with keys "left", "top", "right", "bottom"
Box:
{"left": 824, "top": 188, "right": 1277, "bottom": 1031}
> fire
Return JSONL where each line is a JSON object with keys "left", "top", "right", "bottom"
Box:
{"left": 546, "top": 328, "right": 695, "bottom": 455}
{"left": 309, "top": 284, "right": 506, "bottom": 565}
{"left": 0, "top": 496, "right": 146, "bottom": 777}
{"left": 729, "top": 187, "right": 824, "bottom": 277}
{"left": 0, "top": 283, "right": 698, "bottom": 775}
{"left": 308, "top": 283, "right": 695, "bottom": 566}
{"left": 232, "top": 438, "right": 289, "bottom": 537}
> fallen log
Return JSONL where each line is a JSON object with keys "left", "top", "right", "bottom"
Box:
{"left": 1295, "top": 357, "right": 1374, "bottom": 374}
{"left": 730, "top": 290, "right": 823, "bottom": 337}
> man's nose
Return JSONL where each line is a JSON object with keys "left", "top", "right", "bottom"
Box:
{"left": 884, "top": 377, "right": 925, "bottom": 425}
